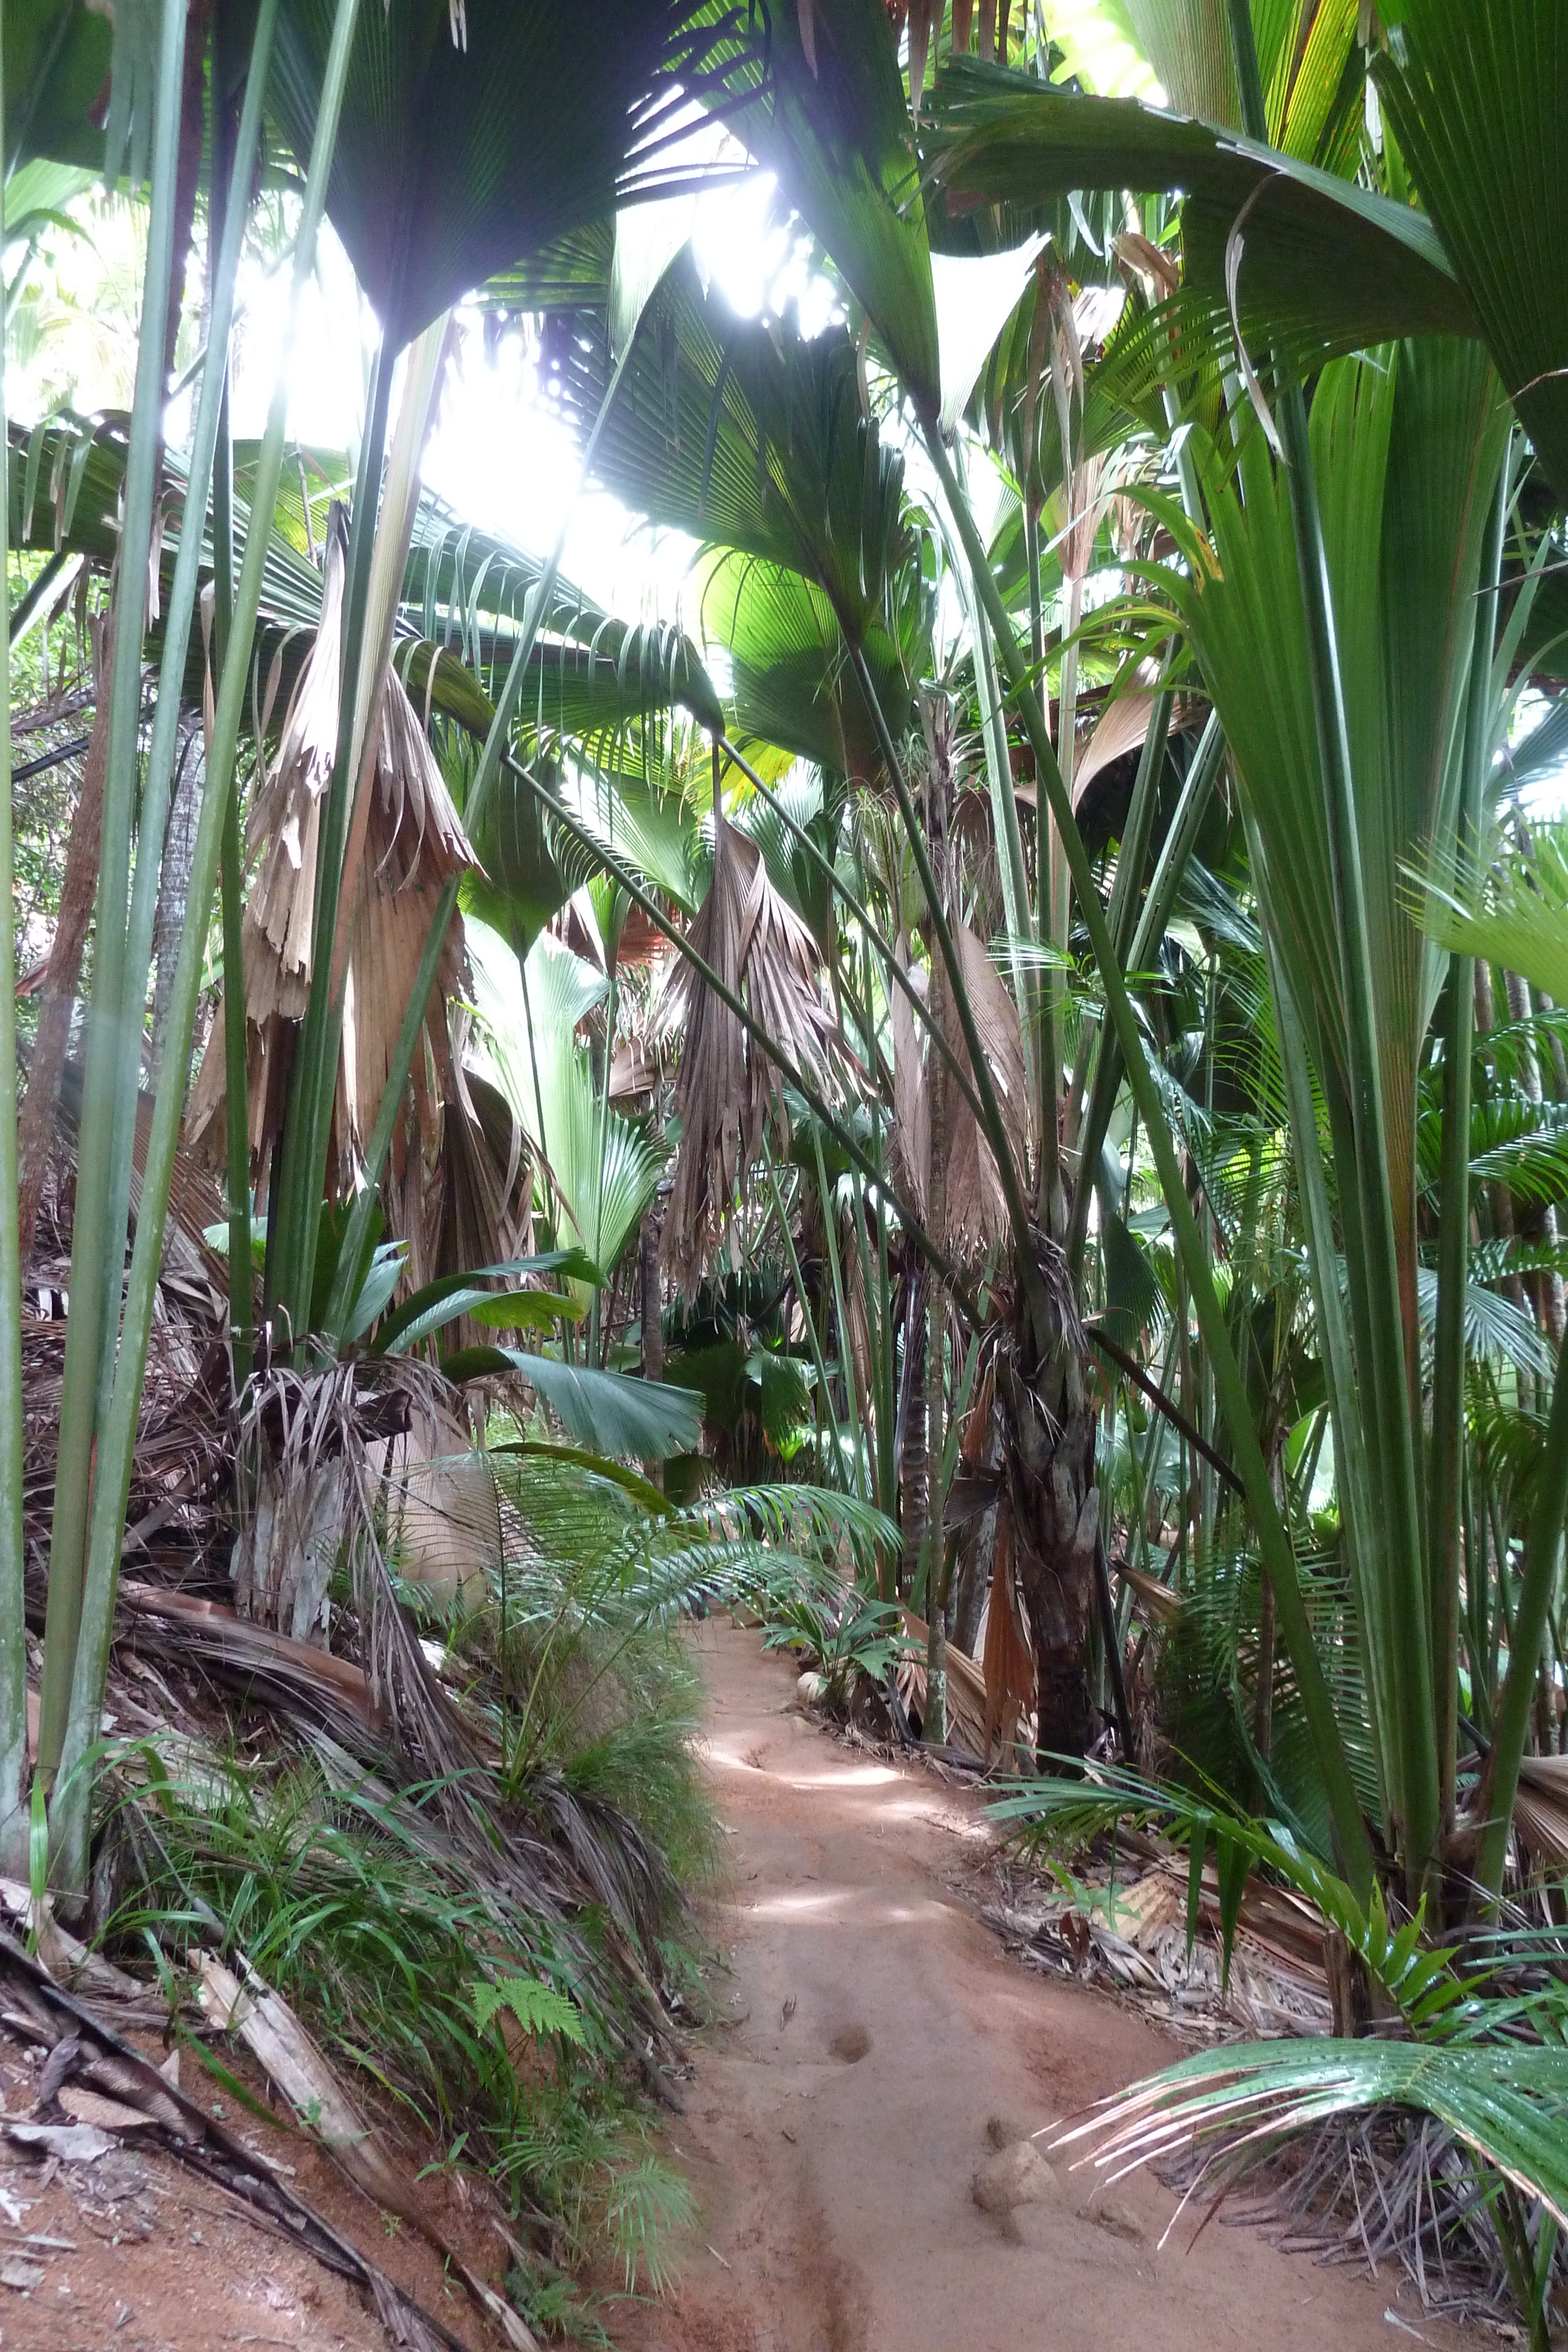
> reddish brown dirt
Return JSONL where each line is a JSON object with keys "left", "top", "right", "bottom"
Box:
{"left": 618, "top": 1619, "right": 1466, "bottom": 2352}
{"left": 0, "top": 2029, "right": 508, "bottom": 2350}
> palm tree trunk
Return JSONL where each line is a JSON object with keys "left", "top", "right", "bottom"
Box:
{"left": 923, "top": 1051, "right": 948, "bottom": 1743}
{"left": 899, "top": 1262, "right": 927, "bottom": 1595}
{"left": 1001, "top": 1235, "right": 1099, "bottom": 1765}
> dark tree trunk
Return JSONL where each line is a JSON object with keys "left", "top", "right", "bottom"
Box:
{"left": 999, "top": 1231, "right": 1098, "bottom": 1764}
{"left": 953, "top": 1501, "right": 994, "bottom": 1659}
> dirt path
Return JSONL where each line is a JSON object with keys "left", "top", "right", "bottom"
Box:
{"left": 622, "top": 1620, "right": 1462, "bottom": 2352}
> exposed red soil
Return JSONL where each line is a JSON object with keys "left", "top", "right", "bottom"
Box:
{"left": 0, "top": 2027, "right": 509, "bottom": 2351}
{"left": 617, "top": 1619, "right": 1469, "bottom": 2352}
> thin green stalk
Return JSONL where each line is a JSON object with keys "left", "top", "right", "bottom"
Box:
{"left": 0, "top": 2, "right": 29, "bottom": 1874}
{"left": 924, "top": 419, "right": 1375, "bottom": 1897}
{"left": 114, "top": 0, "right": 281, "bottom": 1402}
{"left": 8, "top": 549, "right": 68, "bottom": 645}
{"left": 213, "top": 0, "right": 256, "bottom": 1391}
{"left": 1064, "top": 690, "right": 1202, "bottom": 1281}
{"left": 39, "top": 0, "right": 192, "bottom": 1781}
{"left": 48, "top": 0, "right": 364, "bottom": 1898}
{"left": 763, "top": 1151, "right": 847, "bottom": 1490}
{"left": 589, "top": 963, "right": 617, "bottom": 1365}
{"left": 867, "top": 933, "right": 898, "bottom": 1520}
{"left": 811, "top": 1122, "right": 866, "bottom": 1498}
{"left": 846, "top": 1170, "right": 890, "bottom": 1513}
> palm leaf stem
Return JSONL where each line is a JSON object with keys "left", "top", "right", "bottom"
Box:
{"left": 38, "top": 0, "right": 192, "bottom": 1782}
{"left": 811, "top": 1121, "right": 867, "bottom": 1498}
{"left": 503, "top": 755, "right": 974, "bottom": 1317}
{"left": 716, "top": 735, "right": 987, "bottom": 1135}
{"left": 1062, "top": 674, "right": 1176, "bottom": 1269}
{"left": 0, "top": 8, "right": 25, "bottom": 1873}
{"left": 763, "top": 1150, "right": 848, "bottom": 1492}
{"left": 7, "top": 549, "right": 68, "bottom": 645}
{"left": 46, "top": 0, "right": 364, "bottom": 1899}
{"left": 924, "top": 418, "right": 1375, "bottom": 1899}
{"left": 1252, "top": 818, "right": 1392, "bottom": 1839}
{"left": 319, "top": 334, "right": 644, "bottom": 1351}
{"left": 1227, "top": 0, "right": 1436, "bottom": 1899}
{"left": 1065, "top": 711, "right": 1223, "bottom": 1278}
{"left": 1431, "top": 450, "right": 1510, "bottom": 1841}
{"left": 266, "top": 331, "right": 394, "bottom": 1348}
{"left": 941, "top": 464, "right": 1038, "bottom": 1115}
{"left": 212, "top": 4, "right": 254, "bottom": 1394}
{"left": 106, "top": 0, "right": 280, "bottom": 1415}
{"left": 850, "top": 1161, "right": 896, "bottom": 1515}
{"left": 589, "top": 960, "right": 617, "bottom": 1364}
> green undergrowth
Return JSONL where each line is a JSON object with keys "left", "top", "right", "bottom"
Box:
{"left": 93, "top": 1455, "right": 882, "bottom": 2331}
{"left": 109, "top": 1740, "right": 700, "bottom": 2333}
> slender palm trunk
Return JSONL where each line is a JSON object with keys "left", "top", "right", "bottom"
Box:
{"left": 900, "top": 1264, "right": 928, "bottom": 1593}
{"left": 924, "top": 1000, "right": 948, "bottom": 1743}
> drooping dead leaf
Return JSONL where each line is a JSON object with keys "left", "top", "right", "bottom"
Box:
{"left": 188, "top": 510, "right": 473, "bottom": 1219}
{"left": 663, "top": 763, "right": 839, "bottom": 1293}
{"left": 1071, "top": 690, "right": 1158, "bottom": 810}
{"left": 940, "top": 920, "right": 1031, "bottom": 1257}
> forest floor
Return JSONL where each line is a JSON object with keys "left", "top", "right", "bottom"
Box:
{"left": 617, "top": 1618, "right": 1469, "bottom": 2352}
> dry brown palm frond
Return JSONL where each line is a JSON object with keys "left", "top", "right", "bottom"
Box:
{"left": 940, "top": 918, "right": 1031, "bottom": 1257}
{"left": 981, "top": 1502, "right": 1035, "bottom": 1768}
{"left": 1071, "top": 687, "right": 1159, "bottom": 809}
{"left": 188, "top": 510, "right": 473, "bottom": 1209}
{"left": 663, "top": 750, "right": 839, "bottom": 1292}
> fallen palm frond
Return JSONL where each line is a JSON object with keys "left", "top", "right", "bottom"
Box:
{"left": 1225, "top": 2107, "right": 1564, "bottom": 2331}
{"left": 663, "top": 756, "right": 841, "bottom": 1291}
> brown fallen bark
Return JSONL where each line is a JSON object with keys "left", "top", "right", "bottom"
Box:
{"left": 0, "top": 1926, "right": 474, "bottom": 2352}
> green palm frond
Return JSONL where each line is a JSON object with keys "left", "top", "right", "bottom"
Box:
{"left": 1420, "top": 827, "right": 1568, "bottom": 1013}
{"left": 268, "top": 0, "right": 747, "bottom": 348}
{"left": 1059, "top": 2038, "right": 1568, "bottom": 2242}
{"left": 697, "top": 0, "right": 940, "bottom": 415}
{"left": 921, "top": 56, "right": 1475, "bottom": 363}
{"left": 1376, "top": 2, "right": 1568, "bottom": 500}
